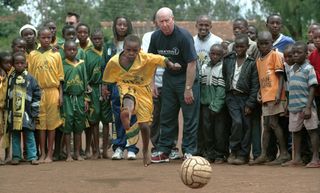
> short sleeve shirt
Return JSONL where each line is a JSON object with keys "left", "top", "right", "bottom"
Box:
{"left": 256, "top": 50, "right": 286, "bottom": 103}
{"left": 288, "top": 62, "right": 318, "bottom": 112}
{"left": 148, "top": 25, "right": 197, "bottom": 75}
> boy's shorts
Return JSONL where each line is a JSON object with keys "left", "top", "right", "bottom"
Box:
{"left": 289, "top": 108, "right": 319, "bottom": 132}
{"left": 118, "top": 84, "right": 152, "bottom": 123}
{"left": 61, "top": 95, "right": 86, "bottom": 134}
{"left": 88, "top": 86, "right": 101, "bottom": 124}
{"left": 37, "top": 87, "right": 62, "bottom": 130}
{"left": 262, "top": 100, "right": 286, "bottom": 116}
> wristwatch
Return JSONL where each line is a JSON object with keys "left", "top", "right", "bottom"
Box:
{"left": 185, "top": 86, "right": 192, "bottom": 90}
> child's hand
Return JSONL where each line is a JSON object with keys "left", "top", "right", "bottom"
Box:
{"left": 52, "top": 45, "right": 60, "bottom": 52}
{"left": 152, "top": 84, "right": 159, "bottom": 98}
{"left": 101, "top": 85, "right": 110, "bottom": 100}
{"left": 303, "top": 107, "right": 311, "bottom": 119}
{"left": 84, "top": 101, "right": 89, "bottom": 112}
{"left": 274, "top": 95, "right": 281, "bottom": 105}
{"left": 171, "top": 63, "right": 181, "bottom": 71}
{"left": 257, "top": 92, "right": 262, "bottom": 103}
{"left": 244, "top": 106, "right": 252, "bottom": 116}
{"left": 86, "top": 85, "right": 93, "bottom": 93}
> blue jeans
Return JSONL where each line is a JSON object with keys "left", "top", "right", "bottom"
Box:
{"left": 12, "top": 129, "right": 37, "bottom": 161}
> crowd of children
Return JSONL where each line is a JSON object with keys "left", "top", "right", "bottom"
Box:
{"left": 0, "top": 8, "right": 319, "bottom": 169}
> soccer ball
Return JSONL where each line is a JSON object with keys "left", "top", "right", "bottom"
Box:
{"left": 180, "top": 156, "right": 212, "bottom": 189}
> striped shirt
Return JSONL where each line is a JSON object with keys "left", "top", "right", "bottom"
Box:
{"left": 288, "top": 62, "right": 318, "bottom": 112}
{"left": 200, "top": 61, "right": 225, "bottom": 87}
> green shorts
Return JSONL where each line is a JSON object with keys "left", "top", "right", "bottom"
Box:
{"left": 88, "top": 86, "right": 112, "bottom": 124}
{"left": 61, "top": 95, "right": 86, "bottom": 134}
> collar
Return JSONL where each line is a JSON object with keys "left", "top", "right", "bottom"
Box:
{"left": 273, "top": 33, "right": 283, "bottom": 46}
{"left": 197, "top": 32, "right": 212, "bottom": 42}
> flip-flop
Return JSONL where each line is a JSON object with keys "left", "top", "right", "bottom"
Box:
{"left": 305, "top": 162, "right": 320, "bottom": 168}
{"left": 281, "top": 160, "right": 305, "bottom": 167}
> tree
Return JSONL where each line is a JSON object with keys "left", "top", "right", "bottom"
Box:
{"left": 0, "top": 0, "right": 30, "bottom": 51}
{"left": 253, "top": 0, "right": 320, "bottom": 40}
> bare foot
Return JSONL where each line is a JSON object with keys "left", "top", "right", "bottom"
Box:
{"left": 120, "top": 108, "right": 130, "bottom": 130}
{"left": 75, "top": 155, "right": 84, "bottom": 161}
{"left": 44, "top": 157, "right": 53, "bottom": 163}
{"left": 66, "top": 156, "right": 74, "bottom": 162}
{"left": 102, "top": 150, "right": 108, "bottom": 159}
{"left": 38, "top": 155, "right": 46, "bottom": 163}
{"left": 143, "top": 150, "right": 150, "bottom": 167}
{"left": 91, "top": 152, "right": 100, "bottom": 160}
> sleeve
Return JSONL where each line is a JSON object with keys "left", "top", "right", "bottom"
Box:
{"left": 145, "top": 53, "right": 166, "bottom": 68}
{"left": 102, "top": 58, "right": 117, "bottom": 84}
{"left": 209, "top": 85, "right": 225, "bottom": 113}
{"left": 56, "top": 53, "right": 64, "bottom": 81}
{"left": 274, "top": 52, "right": 284, "bottom": 73}
{"left": 141, "top": 32, "right": 151, "bottom": 52}
{"left": 245, "top": 61, "right": 259, "bottom": 109}
{"left": 30, "top": 78, "right": 41, "bottom": 118}
{"left": 308, "top": 66, "right": 318, "bottom": 87}
{"left": 181, "top": 32, "right": 197, "bottom": 63}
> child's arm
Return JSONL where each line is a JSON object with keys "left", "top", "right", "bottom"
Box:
{"left": 30, "top": 78, "right": 41, "bottom": 119}
{"left": 59, "top": 82, "right": 63, "bottom": 107}
{"left": 245, "top": 62, "right": 260, "bottom": 115}
{"left": 304, "top": 85, "right": 316, "bottom": 119}
{"left": 164, "top": 58, "right": 181, "bottom": 71}
{"left": 275, "top": 72, "right": 284, "bottom": 104}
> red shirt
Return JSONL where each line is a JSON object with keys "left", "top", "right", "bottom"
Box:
{"left": 308, "top": 49, "right": 320, "bottom": 95}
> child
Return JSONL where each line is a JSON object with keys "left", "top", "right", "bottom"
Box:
{"left": 85, "top": 29, "right": 112, "bottom": 159}
{"left": 251, "top": 31, "right": 290, "bottom": 165}
{"left": 283, "top": 42, "right": 320, "bottom": 168}
{"left": 222, "top": 35, "right": 259, "bottom": 165}
{"left": 11, "top": 38, "right": 27, "bottom": 54}
{"left": 44, "top": 20, "right": 63, "bottom": 47}
{"left": 61, "top": 40, "right": 89, "bottom": 161}
{"left": 248, "top": 25, "right": 258, "bottom": 42}
{"left": 0, "top": 52, "right": 13, "bottom": 164}
{"left": 19, "top": 24, "right": 38, "bottom": 54}
{"left": 102, "top": 34, "right": 180, "bottom": 166}
{"left": 199, "top": 44, "right": 228, "bottom": 163}
{"left": 104, "top": 16, "right": 139, "bottom": 160}
{"left": 76, "top": 23, "right": 92, "bottom": 51}
{"left": 6, "top": 52, "right": 41, "bottom": 165}
{"left": 28, "top": 27, "right": 64, "bottom": 163}
{"left": 307, "top": 43, "right": 316, "bottom": 57}
{"left": 59, "top": 25, "right": 85, "bottom": 60}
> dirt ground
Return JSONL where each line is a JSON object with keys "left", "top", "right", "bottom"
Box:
{"left": 0, "top": 146, "right": 320, "bottom": 193}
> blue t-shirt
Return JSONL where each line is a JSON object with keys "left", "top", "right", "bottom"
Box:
{"left": 148, "top": 25, "right": 197, "bottom": 75}
{"left": 273, "top": 34, "right": 295, "bottom": 53}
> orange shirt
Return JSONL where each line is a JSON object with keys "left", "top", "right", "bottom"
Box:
{"left": 256, "top": 50, "right": 286, "bottom": 103}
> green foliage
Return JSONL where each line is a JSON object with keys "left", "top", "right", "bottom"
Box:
{"left": 253, "top": 0, "right": 320, "bottom": 40}
{"left": 0, "top": 1, "right": 30, "bottom": 51}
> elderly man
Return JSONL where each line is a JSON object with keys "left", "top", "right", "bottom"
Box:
{"left": 149, "top": 7, "right": 200, "bottom": 163}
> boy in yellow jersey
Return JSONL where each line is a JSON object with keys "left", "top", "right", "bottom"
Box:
{"left": 102, "top": 35, "right": 180, "bottom": 166}
{"left": 28, "top": 27, "right": 64, "bottom": 163}
{"left": 0, "top": 52, "right": 13, "bottom": 164}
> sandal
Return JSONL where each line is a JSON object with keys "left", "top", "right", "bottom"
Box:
{"left": 305, "top": 162, "right": 320, "bottom": 168}
{"left": 281, "top": 160, "right": 304, "bottom": 167}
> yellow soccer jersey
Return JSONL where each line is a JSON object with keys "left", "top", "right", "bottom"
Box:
{"left": 28, "top": 49, "right": 64, "bottom": 89}
{"left": 103, "top": 51, "right": 166, "bottom": 86}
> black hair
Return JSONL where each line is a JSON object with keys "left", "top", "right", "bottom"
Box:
{"left": 76, "top": 23, "right": 90, "bottom": 34}
{"left": 284, "top": 44, "right": 294, "bottom": 52}
{"left": 43, "top": 20, "right": 56, "bottom": 26}
{"left": 0, "top": 51, "right": 12, "bottom": 65}
{"left": 233, "top": 18, "right": 248, "bottom": 28}
{"left": 67, "top": 12, "right": 80, "bottom": 22}
{"left": 124, "top": 34, "right": 141, "bottom": 47}
{"left": 112, "top": 16, "right": 133, "bottom": 41}
{"left": 235, "top": 34, "right": 249, "bottom": 45}
{"left": 248, "top": 25, "right": 258, "bottom": 33}
{"left": 12, "top": 51, "right": 26, "bottom": 63}
{"left": 64, "top": 40, "right": 77, "bottom": 49}
{"left": 62, "top": 25, "right": 76, "bottom": 36}
{"left": 196, "top": 15, "right": 211, "bottom": 23}
{"left": 257, "top": 31, "right": 273, "bottom": 41}
{"left": 11, "top": 37, "right": 26, "bottom": 47}
{"left": 293, "top": 41, "right": 308, "bottom": 53}
{"left": 91, "top": 28, "right": 103, "bottom": 37}
{"left": 266, "top": 13, "right": 282, "bottom": 23}
{"left": 38, "top": 26, "right": 51, "bottom": 36}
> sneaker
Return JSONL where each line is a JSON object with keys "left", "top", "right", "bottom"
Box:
{"left": 183, "top": 153, "right": 192, "bottom": 160}
{"left": 11, "top": 160, "right": 20, "bottom": 165}
{"left": 232, "top": 156, "right": 248, "bottom": 165}
{"left": 127, "top": 151, "right": 136, "bottom": 160}
{"left": 112, "top": 147, "right": 124, "bottom": 160}
{"left": 169, "top": 148, "right": 180, "bottom": 160}
{"left": 151, "top": 151, "right": 169, "bottom": 163}
{"left": 227, "top": 153, "right": 236, "bottom": 164}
